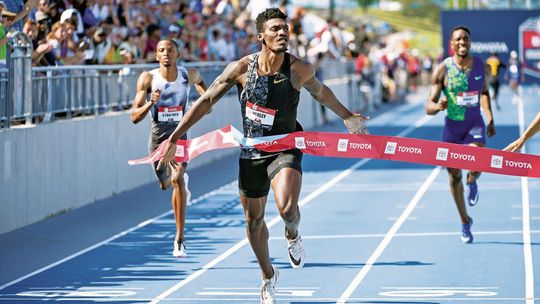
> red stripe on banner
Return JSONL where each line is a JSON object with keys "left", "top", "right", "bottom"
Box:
{"left": 127, "top": 125, "right": 240, "bottom": 165}
{"left": 128, "top": 125, "right": 540, "bottom": 178}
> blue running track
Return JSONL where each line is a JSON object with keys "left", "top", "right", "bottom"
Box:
{"left": 0, "top": 85, "right": 539, "bottom": 303}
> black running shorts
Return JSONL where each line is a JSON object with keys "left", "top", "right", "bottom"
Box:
{"left": 238, "top": 149, "right": 303, "bottom": 198}
{"left": 148, "top": 126, "right": 187, "bottom": 183}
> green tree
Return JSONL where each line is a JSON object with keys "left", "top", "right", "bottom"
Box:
{"left": 401, "top": 0, "right": 440, "bottom": 22}
{"left": 355, "top": 0, "right": 376, "bottom": 11}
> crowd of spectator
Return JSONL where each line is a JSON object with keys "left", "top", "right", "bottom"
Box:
{"left": 1, "top": 0, "right": 442, "bottom": 108}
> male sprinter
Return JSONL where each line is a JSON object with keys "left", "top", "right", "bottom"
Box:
{"left": 158, "top": 8, "right": 368, "bottom": 304}
{"left": 426, "top": 25, "right": 495, "bottom": 243}
{"left": 131, "top": 39, "right": 206, "bottom": 257}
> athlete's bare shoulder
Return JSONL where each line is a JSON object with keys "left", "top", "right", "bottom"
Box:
{"left": 221, "top": 55, "right": 250, "bottom": 82}
{"left": 220, "top": 55, "right": 251, "bottom": 86}
{"left": 289, "top": 54, "right": 315, "bottom": 88}
{"left": 136, "top": 70, "right": 153, "bottom": 91}
{"left": 289, "top": 53, "right": 311, "bottom": 72}
{"left": 432, "top": 59, "right": 447, "bottom": 85}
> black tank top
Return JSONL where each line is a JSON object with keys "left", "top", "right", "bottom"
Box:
{"left": 238, "top": 52, "right": 302, "bottom": 159}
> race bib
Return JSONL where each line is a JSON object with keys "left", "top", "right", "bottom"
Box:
{"left": 456, "top": 91, "right": 479, "bottom": 107}
{"left": 158, "top": 106, "right": 183, "bottom": 123}
{"left": 246, "top": 101, "right": 276, "bottom": 129}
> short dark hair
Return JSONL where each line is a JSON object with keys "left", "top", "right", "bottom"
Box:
{"left": 451, "top": 25, "right": 470, "bottom": 37}
{"left": 256, "top": 7, "right": 287, "bottom": 33}
{"left": 159, "top": 38, "right": 179, "bottom": 50}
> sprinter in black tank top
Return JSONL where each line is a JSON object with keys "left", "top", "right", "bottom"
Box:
{"left": 158, "top": 8, "right": 369, "bottom": 304}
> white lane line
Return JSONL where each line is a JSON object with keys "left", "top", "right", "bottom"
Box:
{"left": 1, "top": 101, "right": 431, "bottom": 298}
{"left": 336, "top": 166, "right": 441, "bottom": 304}
{"left": 0, "top": 181, "right": 237, "bottom": 291}
{"left": 512, "top": 217, "right": 540, "bottom": 221}
{"left": 518, "top": 96, "right": 535, "bottom": 304}
{"left": 268, "top": 230, "right": 540, "bottom": 240}
{"left": 1, "top": 297, "right": 538, "bottom": 302}
{"left": 150, "top": 108, "right": 434, "bottom": 303}
{"left": 149, "top": 158, "right": 371, "bottom": 304}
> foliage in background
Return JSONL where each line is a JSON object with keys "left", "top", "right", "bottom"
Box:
{"left": 349, "top": 3, "right": 441, "bottom": 55}
{"left": 355, "top": 0, "right": 377, "bottom": 10}
{"left": 401, "top": 0, "right": 441, "bottom": 21}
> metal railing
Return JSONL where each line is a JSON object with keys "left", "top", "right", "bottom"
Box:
{"left": 0, "top": 33, "right": 358, "bottom": 129}
{"left": 28, "top": 62, "right": 229, "bottom": 121}
{"left": 0, "top": 60, "right": 231, "bottom": 128}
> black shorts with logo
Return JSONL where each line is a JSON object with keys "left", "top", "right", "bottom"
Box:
{"left": 238, "top": 149, "right": 303, "bottom": 198}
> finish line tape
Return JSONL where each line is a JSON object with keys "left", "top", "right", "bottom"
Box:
{"left": 129, "top": 125, "right": 540, "bottom": 178}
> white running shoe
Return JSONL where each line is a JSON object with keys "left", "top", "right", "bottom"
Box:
{"left": 260, "top": 266, "right": 278, "bottom": 304}
{"left": 287, "top": 235, "right": 305, "bottom": 268}
{"left": 173, "top": 240, "right": 187, "bottom": 258}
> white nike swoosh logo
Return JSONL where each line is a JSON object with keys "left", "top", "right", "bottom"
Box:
{"left": 273, "top": 78, "right": 287, "bottom": 84}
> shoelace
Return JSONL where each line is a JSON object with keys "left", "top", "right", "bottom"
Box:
{"left": 261, "top": 281, "right": 275, "bottom": 301}
{"left": 289, "top": 239, "right": 304, "bottom": 257}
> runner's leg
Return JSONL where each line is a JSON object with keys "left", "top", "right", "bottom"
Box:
{"left": 447, "top": 167, "right": 469, "bottom": 224}
{"left": 271, "top": 168, "right": 302, "bottom": 239}
{"left": 240, "top": 195, "right": 274, "bottom": 280}
{"left": 171, "top": 164, "right": 187, "bottom": 242}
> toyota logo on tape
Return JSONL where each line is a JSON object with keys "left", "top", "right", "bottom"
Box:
{"left": 295, "top": 137, "right": 306, "bottom": 149}
{"left": 384, "top": 142, "right": 397, "bottom": 155}
{"left": 491, "top": 155, "right": 504, "bottom": 169}
{"left": 338, "top": 139, "right": 349, "bottom": 152}
{"left": 436, "top": 148, "right": 449, "bottom": 161}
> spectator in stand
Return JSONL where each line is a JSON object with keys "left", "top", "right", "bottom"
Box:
{"left": 352, "top": 24, "right": 369, "bottom": 57}
{"left": 421, "top": 52, "right": 433, "bottom": 86}
{"left": 407, "top": 49, "right": 420, "bottom": 92}
{"left": 60, "top": 7, "right": 85, "bottom": 39}
{"left": 215, "top": 0, "right": 233, "bottom": 18}
{"left": 166, "top": 23, "right": 182, "bottom": 48}
{"left": 23, "top": 18, "right": 54, "bottom": 65}
{"left": 62, "top": 19, "right": 85, "bottom": 63}
{"left": 313, "top": 52, "right": 329, "bottom": 124}
{"left": 86, "top": 26, "right": 116, "bottom": 64}
{"left": 79, "top": 0, "right": 98, "bottom": 28}
{"left": 288, "top": 6, "right": 307, "bottom": 59}
{"left": 46, "top": 1, "right": 60, "bottom": 23}
{"left": 0, "top": 0, "right": 37, "bottom": 66}
{"left": 117, "top": 28, "right": 142, "bottom": 63}
{"left": 46, "top": 21, "right": 68, "bottom": 65}
{"left": 90, "top": 0, "right": 112, "bottom": 24}
{"left": 144, "top": 23, "right": 160, "bottom": 62}
{"left": 35, "top": 10, "right": 51, "bottom": 41}
{"left": 30, "top": 0, "right": 50, "bottom": 23}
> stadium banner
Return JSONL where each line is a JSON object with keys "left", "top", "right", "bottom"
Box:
{"left": 129, "top": 125, "right": 540, "bottom": 178}
{"left": 441, "top": 9, "right": 540, "bottom": 83}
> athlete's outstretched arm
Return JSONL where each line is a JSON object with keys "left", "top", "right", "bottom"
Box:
{"left": 169, "top": 61, "right": 241, "bottom": 142}
{"left": 302, "top": 63, "right": 368, "bottom": 134}
{"left": 504, "top": 112, "right": 540, "bottom": 152}
{"left": 131, "top": 71, "right": 158, "bottom": 124}
{"left": 157, "top": 60, "right": 243, "bottom": 169}
{"left": 425, "top": 64, "right": 447, "bottom": 115}
{"left": 480, "top": 64, "right": 495, "bottom": 137}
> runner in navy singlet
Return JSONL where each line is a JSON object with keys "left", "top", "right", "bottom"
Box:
{"left": 158, "top": 8, "right": 369, "bottom": 304}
